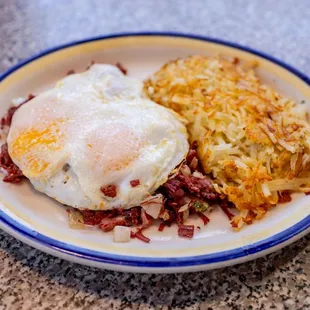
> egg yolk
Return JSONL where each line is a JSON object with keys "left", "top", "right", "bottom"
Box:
{"left": 87, "top": 124, "right": 143, "bottom": 174}
{"left": 10, "top": 121, "right": 64, "bottom": 177}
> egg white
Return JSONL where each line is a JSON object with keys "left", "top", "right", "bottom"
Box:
{"left": 7, "top": 65, "right": 189, "bottom": 210}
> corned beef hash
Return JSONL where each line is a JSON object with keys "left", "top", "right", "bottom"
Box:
{"left": 1, "top": 57, "right": 309, "bottom": 243}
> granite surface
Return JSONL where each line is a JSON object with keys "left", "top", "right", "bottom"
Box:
{"left": 0, "top": 0, "right": 309, "bottom": 309}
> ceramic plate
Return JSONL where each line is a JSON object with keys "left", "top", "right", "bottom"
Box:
{"left": 0, "top": 33, "right": 309, "bottom": 273}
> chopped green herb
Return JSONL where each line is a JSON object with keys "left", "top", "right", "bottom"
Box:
{"left": 301, "top": 100, "right": 306, "bottom": 104}
{"left": 193, "top": 200, "right": 209, "bottom": 212}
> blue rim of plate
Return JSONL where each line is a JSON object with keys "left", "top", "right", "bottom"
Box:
{"left": 0, "top": 32, "right": 309, "bottom": 268}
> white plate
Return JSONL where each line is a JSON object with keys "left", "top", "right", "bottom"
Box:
{"left": 0, "top": 33, "right": 309, "bottom": 273}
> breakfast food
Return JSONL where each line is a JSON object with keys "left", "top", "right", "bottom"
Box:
{"left": 2, "top": 55, "right": 308, "bottom": 242}
{"left": 0, "top": 64, "right": 221, "bottom": 242}
{"left": 144, "top": 55, "right": 310, "bottom": 228}
{"left": 5, "top": 64, "right": 189, "bottom": 209}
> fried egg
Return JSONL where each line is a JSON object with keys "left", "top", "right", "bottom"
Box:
{"left": 7, "top": 65, "right": 189, "bottom": 210}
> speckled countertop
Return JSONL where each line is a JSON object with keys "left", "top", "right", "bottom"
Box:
{"left": 0, "top": 1, "right": 309, "bottom": 309}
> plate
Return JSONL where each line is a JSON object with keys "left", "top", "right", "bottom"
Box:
{"left": 0, "top": 32, "right": 309, "bottom": 273}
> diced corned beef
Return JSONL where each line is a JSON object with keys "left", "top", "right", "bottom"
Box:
{"left": 99, "top": 217, "right": 127, "bottom": 232}
{"left": 2, "top": 169, "right": 23, "bottom": 183}
{"left": 161, "top": 141, "right": 219, "bottom": 203}
{"left": 67, "top": 70, "right": 75, "bottom": 75}
{"left": 174, "top": 188, "right": 185, "bottom": 199}
{"left": 178, "top": 224, "right": 194, "bottom": 238}
{"left": 196, "top": 212, "right": 210, "bottom": 225}
{"left": 306, "top": 192, "right": 310, "bottom": 196}
{"left": 100, "top": 184, "right": 117, "bottom": 197}
{"left": 133, "top": 231, "right": 150, "bottom": 243}
{"left": 81, "top": 207, "right": 143, "bottom": 231}
{"left": 176, "top": 174, "right": 219, "bottom": 201}
{"left": 80, "top": 209, "right": 112, "bottom": 225}
{"left": 124, "top": 207, "right": 142, "bottom": 226}
{"left": 130, "top": 179, "right": 140, "bottom": 187}
{"left": 0, "top": 143, "right": 24, "bottom": 183}
{"left": 166, "top": 200, "right": 178, "bottom": 208}
{"left": 81, "top": 207, "right": 142, "bottom": 227}
{"left": 116, "top": 62, "right": 127, "bottom": 75}
{"left": 278, "top": 191, "right": 292, "bottom": 203}
{"left": 220, "top": 200, "right": 235, "bottom": 220}
{"left": 158, "top": 222, "right": 166, "bottom": 232}
{"left": 162, "top": 178, "right": 185, "bottom": 200}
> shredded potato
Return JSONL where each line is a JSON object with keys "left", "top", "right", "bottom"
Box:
{"left": 144, "top": 55, "right": 310, "bottom": 228}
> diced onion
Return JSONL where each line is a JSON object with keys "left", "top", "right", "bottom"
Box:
{"left": 68, "top": 209, "right": 85, "bottom": 229}
{"left": 178, "top": 202, "right": 190, "bottom": 213}
{"left": 182, "top": 208, "right": 190, "bottom": 222}
{"left": 141, "top": 194, "right": 164, "bottom": 219}
{"left": 113, "top": 226, "right": 131, "bottom": 243}
{"left": 180, "top": 164, "right": 191, "bottom": 176}
{"left": 192, "top": 171, "right": 205, "bottom": 179}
